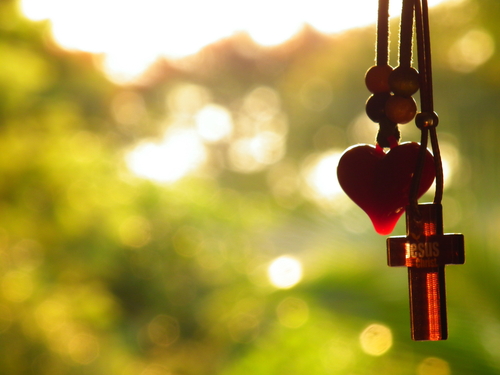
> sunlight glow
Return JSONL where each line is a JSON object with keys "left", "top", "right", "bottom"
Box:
{"left": 195, "top": 104, "right": 233, "bottom": 142}
{"left": 301, "top": 150, "right": 351, "bottom": 211}
{"left": 440, "top": 140, "right": 460, "bottom": 188}
{"left": 268, "top": 255, "right": 303, "bottom": 289}
{"left": 305, "top": 151, "right": 344, "bottom": 198}
{"left": 448, "top": 29, "right": 495, "bottom": 73}
{"left": 226, "top": 86, "right": 287, "bottom": 174}
{"left": 242, "top": 0, "right": 305, "bottom": 46}
{"left": 20, "top": 0, "right": 53, "bottom": 21}
{"left": 100, "top": 50, "right": 160, "bottom": 85}
{"left": 228, "top": 132, "right": 286, "bottom": 173}
{"left": 126, "top": 128, "right": 206, "bottom": 183}
{"left": 20, "top": 0, "right": 452, "bottom": 83}
{"left": 428, "top": 139, "right": 460, "bottom": 192}
{"left": 168, "top": 84, "right": 211, "bottom": 114}
{"left": 359, "top": 323, "right": 393, "bottom": 356}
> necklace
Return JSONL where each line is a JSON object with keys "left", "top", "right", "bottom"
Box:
{"left": 337, "top": 0, "right": 465, "bottom": 341}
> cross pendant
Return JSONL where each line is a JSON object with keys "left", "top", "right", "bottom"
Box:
{"left": 387, "top": 203, "right": 464, "bottom": 341}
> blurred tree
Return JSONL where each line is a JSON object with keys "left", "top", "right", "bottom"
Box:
{"left": 0, "top": 0, "right": 500, "bottom": 374}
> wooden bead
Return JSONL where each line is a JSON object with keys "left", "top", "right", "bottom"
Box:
{"left": 389, "top": 66, "right": 420, "bottom": 97}
{"left": 416, "top": 111, "right": 439, "bottom": 129}
{"left": 365, "top": 65, "right": 393, "bottom": 93}
{"left": 385, "top": 95, "right": 417, "bottom": 124}
{"left": 366, "top": 93, "right": 391, "bottom": 123}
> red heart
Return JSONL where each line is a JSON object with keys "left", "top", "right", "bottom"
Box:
{"left": 337, "top": 142, "right": 435, "bottom": 235}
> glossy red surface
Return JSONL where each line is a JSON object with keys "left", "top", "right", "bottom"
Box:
{"left": 337, "top": 142, "right": 435, "bottom": 235}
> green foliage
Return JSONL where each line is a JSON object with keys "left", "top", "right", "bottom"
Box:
{"left": 0, "top": 0, "right": 500, "bottom": 374}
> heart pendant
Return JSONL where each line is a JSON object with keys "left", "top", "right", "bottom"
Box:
{"left": 337, "top": 142, "right": 435, "bottom": 235}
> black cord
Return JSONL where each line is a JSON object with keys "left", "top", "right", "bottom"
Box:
{"left": 414, "top": 0, "right": 443, "bottom": 205}
{"left": 399, "top": 0, "right": 415, "bottom": 68}
{"left": 377, "top": 0, "right": 390, "bottom": 66}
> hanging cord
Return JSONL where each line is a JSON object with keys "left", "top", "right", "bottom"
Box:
{"left": 413, "top": 0, "right": 444, "bottom": 205}
{"left": 367, "top": 0, "right": 401, "bottom": 148}
{"left": 408, "top": 0, "right": 444, "bottom": 224}
{"left": 419, "top": 0, "right": 443, "bottom": 204}
{"left": 391, "top": 0, "right": 422, "bottom": 221}
{"left": 376, "top": 0, "right": 419, "bottom": 148}
{"left": 409, "top": 126, "right": 429, "bottom": 222}
{"left": 398, "top": 0, "right": 414, "bottom": 67}
{"left": 414, "top": 0, "right": 432, "bottom": 109}
{"left": 377, "top": 0, "right": 390, "bottom": 66}
{"left": 430, "top": 127, "right": 443, "bottom": 204}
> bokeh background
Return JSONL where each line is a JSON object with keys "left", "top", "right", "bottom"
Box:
{"left": 0, "top": 0, "right": 499, "bottom": 373}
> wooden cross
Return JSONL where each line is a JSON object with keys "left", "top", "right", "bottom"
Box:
{"left": 387, "top": 203, "right": 464, "bottom": 341}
